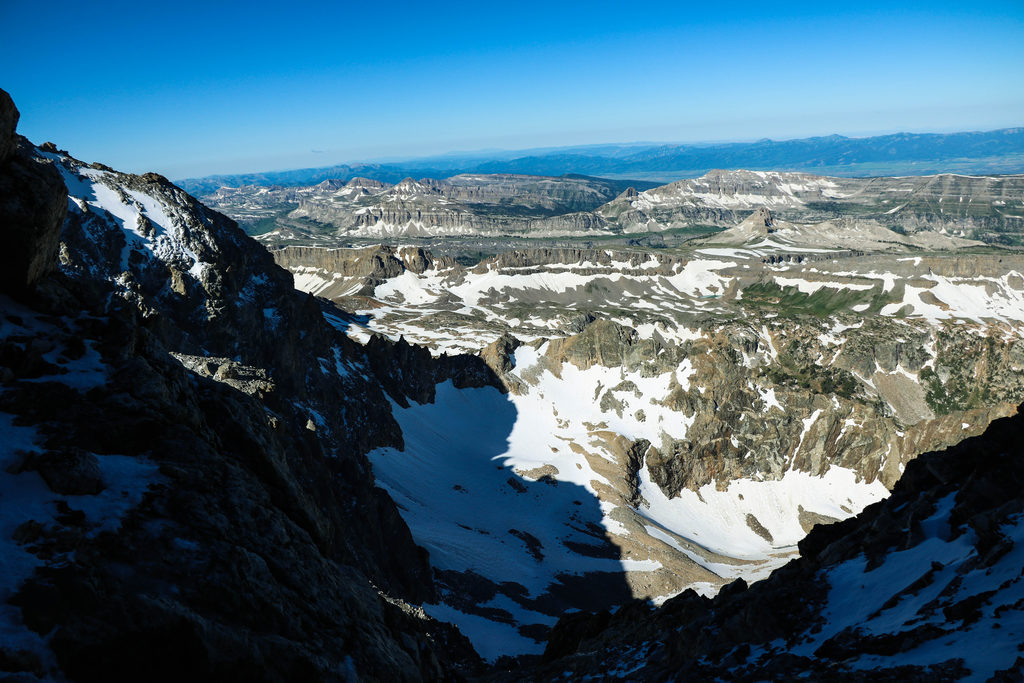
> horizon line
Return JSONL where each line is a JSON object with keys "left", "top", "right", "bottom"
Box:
{"left": 173, "top": 124, "right": 1024, "bottom": 183}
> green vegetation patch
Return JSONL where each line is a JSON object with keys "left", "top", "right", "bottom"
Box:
{"left": 920, "top": 366, "right": 977, "bottom": 415}
{"left": 921, "top": 330, "right": 1008, "bottom": 416}
{"left": 761, "top": 339, "right": 861, "bottom": 399}
{"left": 740, "top": 281, "right": 894, "bottom": 318}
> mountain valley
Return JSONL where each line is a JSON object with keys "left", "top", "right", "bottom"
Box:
{"left": 3, "top": 86, "right": 1024, "bottom": 680}
{"left": 269, "top": 234, "right": 1024, "bottom": 659}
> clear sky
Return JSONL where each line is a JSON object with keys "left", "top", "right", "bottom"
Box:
{"left": 2, "top": 0, "right": 1022, "bottom": 179}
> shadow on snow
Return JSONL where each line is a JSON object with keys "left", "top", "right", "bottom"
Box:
{"left": 368, "top": 380, "right": 632, "bottom": 659}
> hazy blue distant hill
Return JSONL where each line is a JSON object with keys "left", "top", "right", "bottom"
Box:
{"left": 179, "top": 163, "right": 455, "bottom": 196}
{"left": 178, "top": 127, "right": 1024, "bottom": 193}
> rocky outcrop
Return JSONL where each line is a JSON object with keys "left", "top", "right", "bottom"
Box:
{"left": 480, "top": 247, "right": 678, "bottom": 273}
{"left": 364, "top": 333, "right": 506, "bottom": 410}
{"left": 271, "top": 244, "right": 458, "bottom": 276}
{"left": 544, "top": 319, "right": 642, "bottom": 369}
{"left": 441, "top": 174, "right": 625, "bottom": 211}
{"left": 348, "top": 205, "right": 527, "bottom": 235}
{"left": 530, "top": 211, "right": 608, "bottom": 234}
{"left": 480, "top": 332, "right": 522, "bottom": 377}
{"left": 269, "top": 244, "right": 461, "bottom": 298}
{"left": 0, "top": 88, "right": 67, "bottom": 293}
{"left": 0, "top": 88, "right": 18, "bottom": 163}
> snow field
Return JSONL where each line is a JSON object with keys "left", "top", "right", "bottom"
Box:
{"left": 370, "top": 345, "right": 893, "bottom": 658}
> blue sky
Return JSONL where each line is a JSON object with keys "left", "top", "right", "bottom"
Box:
{"left": 2, "top": 1, "right": 1022, "bottom": 179}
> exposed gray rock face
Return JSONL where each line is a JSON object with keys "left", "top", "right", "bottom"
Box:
{"left": 0, "top": 122, "right": 489, "bottom": 679}
{"left": 482, "top": 247, "right": 678, "bottom": 273}
{"left": 204, "top": 173, "right": 635, "bottom": 239}
{"left": 430, "top": 174, "right": 622, "bottom": 211}
{"left": 364, "top": 332, "right": 506, "bottom": 410}
{"left": 533, "top": 315, "right": 1016, "bottom": 493}
{"left": 271, "top": 244, "right": 459, "bottom": 297}
{"left": 752, "top": 206, "right": 773, "bottom": 229}
{"left": 480, "top": 332, "right": 522, "bottom": 377}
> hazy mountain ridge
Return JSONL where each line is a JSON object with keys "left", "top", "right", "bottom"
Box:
{"left": 475, "top": 128, "right": 1024, "bottom": 181}
{"left": 178, "top": 127, "right": 1024, "bottom": 194}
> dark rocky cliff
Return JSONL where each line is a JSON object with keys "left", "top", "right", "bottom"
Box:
{"left": 0, "top": 89, "right": 489, "bottom": 681}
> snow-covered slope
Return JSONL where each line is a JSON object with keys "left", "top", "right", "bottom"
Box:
{"left": 524, "top": 405, "right": 1024, "bottom": 680}
{"left": 302, "top": 244, "right": 1024, "bottom": 658}
{"left": 370, "top": 355, "right": 889, "bottom": 658}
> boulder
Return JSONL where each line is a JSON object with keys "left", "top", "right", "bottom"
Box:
{"left": 32, "top": 449, "right": 105, "bottom": 496}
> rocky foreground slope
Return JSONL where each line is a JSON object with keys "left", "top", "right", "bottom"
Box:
{"left": 0, "top": 89, "right": 489, "bottom": 680}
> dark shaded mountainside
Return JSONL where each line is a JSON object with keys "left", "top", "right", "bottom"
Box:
{"left": 178, "top": 127, "right": 1024, "bottom": 194}
{"left": 0, "top": 89, "right": 493, "bottom": 680}
{"left": 3, "top": 85, "right": 1024, "bottom": 682}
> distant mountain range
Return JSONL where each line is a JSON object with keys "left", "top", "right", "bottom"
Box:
{"left": 178, "top": 127, "right": 1024, "bottom": 194}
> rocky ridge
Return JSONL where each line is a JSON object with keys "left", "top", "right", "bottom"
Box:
{"left": 204, "top": 173, "right": 647, "bottom": 240}
{"left": 597, "top": 169, "right": 1024, "bottom": 243}
{"left": 0, "top": 90, "right": 490, "bottom": 681}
